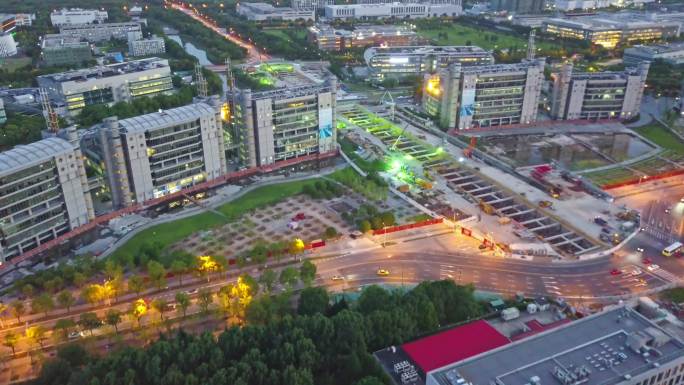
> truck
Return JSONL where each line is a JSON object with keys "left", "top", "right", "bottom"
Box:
{"left": 501, "top": 307, "right": 520, "bottom": 321}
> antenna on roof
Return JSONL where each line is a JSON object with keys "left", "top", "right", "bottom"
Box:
{"left": 39, "top": 88, "right": 60, "bottom": 133}
{"left": 195, "top": 62, "right": 208, "bottom": 98}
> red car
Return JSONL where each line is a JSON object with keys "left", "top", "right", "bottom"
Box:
{"left": 643, "top": 258, "right": 653, "bottom": 265}
{"left": 610, "top": 269, "right": 622, "bottom": 276}
{"left": 292, "top": 213, "right": 306, "bottom": 221}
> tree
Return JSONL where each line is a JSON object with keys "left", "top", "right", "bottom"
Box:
{"left": 57, "top": 290, "right": 75, "bottom": 312}
{"left": 78, "top": 312, "right": 101, "bottom": 336}
{"left": 104, "top": 260, "right": 123, "bottom": 281}
{"left": 26, "top": 325, "right": 47, "bottom": 349}
{"left": 355, "top": 376, "right": 386, "bottom": 385}
{"left": 31, "top": 293, "right": 55, "bottom": 317}
{"left": 288, "top": 238, "right": 306, "bottom": 258}
{"left": 151, "top": 298, "right": 168, "bottom": 322}
{"left": 105, "top": 309, "right": 122, "bottom": 334}
{"left": 197, "top": 288, "right": 214, "bottom": 314}
{"left": 72, "top": 272, "right": 87, "bottom": 288}
{"left": 279, "top": 267, "right": 299, "bottom": 289}
{"left": 3, "top": 332, "right": 18, "bottom": 355}
{"left": 380, "top": 211, "right": 396, "bottom": 227}
{"left": 175, "top": 292, "right": 191, "bottom": 318}
{"left": 359, "top": 220, "right": 372, "bottom": 233}
{"left": 298, "top": 287, "right": 329, "bottom": 316}
{"left": 170, "top": 260, "right": 188, "bottom": 286}
{"left": 130, "top": 299, "right": 148, "bottom": 328}
{"left": 259, "top": 269, "right": 277, "bottom": 293}
{"left": 80, "top": 284, "right": 102, "bottom": 306}
{"left": 147, "top": 260, "right": 167, "bottom": 290}
{"left": 55, "top": 319, "right": 77, "bottom": 340}
{"left": 299, "top": 261, "right": 317, "bottom": 287}
{"left": 324, "top": 226, "right": 338, "bottom": 239}
{"left": 57, "top": 344, "right": 89, "bottom": 367}
{"left": 10, "top": 300, "right": 25, "bottom": 322}
{"left": 357, "top": 285, "right": 393, "bottom": 315}
{"left": 128, "top": 275, "right": 146, "bottom": 296}
{"left": 22, "top": 284, "right": 35, "bottom": 298}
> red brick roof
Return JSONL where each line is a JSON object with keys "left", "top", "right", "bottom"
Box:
{"left": 402, "top": 320, "right": 510, "bottom": 373}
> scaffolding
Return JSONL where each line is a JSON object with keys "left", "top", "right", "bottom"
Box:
{"left": 39, "top": 88, "right": 60, "bottom": 133}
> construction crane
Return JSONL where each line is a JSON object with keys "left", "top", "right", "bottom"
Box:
{"left": 380, "top": 90, "right": 395, "bottom": 122}
{"left": 390, "top": 123, "right": 410, "bottom": 152}
{"left": 39, "top": 88, "right": 60, "bottom": 133}
{"left": 194, "top": 63, "right": 208, "bottom": 97}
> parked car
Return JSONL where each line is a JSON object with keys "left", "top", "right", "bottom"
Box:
{"left": 376, "top": 269, "right": 390, "bottom": 276}
{"left": 594, "top": 217, "right": 608, "bottom": 226}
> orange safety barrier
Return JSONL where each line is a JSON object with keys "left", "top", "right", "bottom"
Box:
{"left": 372, "top": 218, "right": 444, "bottom": 235}
{"left": 3, "top": 151, "right": 338, "bottom": 270}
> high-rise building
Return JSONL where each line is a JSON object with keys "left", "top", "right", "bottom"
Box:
{"left": 364, "top": 45, "right": 494, "bottom": 80}
{"left": 97, "top": 99, "right": 226, "bottom": 207}
{"left": 551, "top": 62, "right": 649, "bottom": 121}
{"left": 228, "top": 62, "right": 337, "bottom": 168}
{"left": 50, "top": 8, "right": 108, "bottom": 27}
{"left": 0, "top": 133, "right": 94, "bottom": 262}
{"left": 37, "top": 57, "right": 173, "bottom": 114}
{"left": 41, "top": 34, "right": 92, "bottom": 67}
{"left": 422, "top": 59, "right": 545, "bottom": 130}
{"left": 59, "top": 22, "right": 142, "bottom": 43}
{"left": 376, "top": 305, "right": 684, "bottom": 385}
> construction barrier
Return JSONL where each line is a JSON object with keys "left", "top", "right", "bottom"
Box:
{"left": 372, "top": 218, "right": 444, "bottom": 235}
{"left": 601, "top": 168, "right": 684, "bottom": 190}
{"left": 2, "top": 151, "right": 339, "bottom": 270}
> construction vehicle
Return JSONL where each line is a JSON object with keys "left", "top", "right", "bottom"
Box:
{"left": 479, "top": 199, "right": 496, "bottom": 215}
{"left": 398, "top": 184, "right": 410, "bottom": 193}
{"left": 416, "top": 179, "right": 433, "bottom": 190}
{"left": 538, "top": 200, "right": 552, "bottom": 208}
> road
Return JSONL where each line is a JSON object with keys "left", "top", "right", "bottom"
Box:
{"left": 168, "top": 1, "right": 268, "bottom": 63}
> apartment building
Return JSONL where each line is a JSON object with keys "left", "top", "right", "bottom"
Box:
{"left": 37, "top": 57, "right": 173, "bottom": 114}
{"left": 324, "top": 1, "right": 462, "bottom": 20}
{"left": 551, "top": 62, "right": 649, "bottom": 121}
{"left": 41, "top": 34, "right": 92, "bottom": 67}
{"left": 50, "top": 8, "right": 108, "bottom": 27}
{"left": 127, "top": 34, "right": 166, "bottom": 57}
{"left": 96, "top": 99, "right": 226, "bottom": 207}
{"left": 307, "top": 24, "right": 419, "bottom": 51}
{"left": 364, "top": 45, "right": 494, "bottom": 80}
{"left": 422, "top": 59, "right": 545, "bottom": 130}
{"left": 59, "top": 22, "right": 142, "bottom": 43}
{"left": 228, "top": 62, "right": 337, "bottom": 168}
{"left": 0, "top": 134, "right": 94, "bottom": 262}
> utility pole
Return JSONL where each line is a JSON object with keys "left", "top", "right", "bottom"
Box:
{"left": 526, "top": 29, "right": 536, "bottom": 61}
{"left": 195, "top": 63, "right": 208, "bottom": 98}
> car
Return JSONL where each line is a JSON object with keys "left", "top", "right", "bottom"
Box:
{"left": 665, "top": 207, "right": 672, "bottom": 214}
{"left": 594, "top": 217, "right": 608, "bottom": 226}
{"left": 68, "top": 331, "right": 85, "bottom": 340}
{"left": 610, "top": 269, "right": 622, "bottom": 276}
{"left": 643, "top": 258, "right": 653, "bottom": 265}
{"left": 647, "top": 264, "right": 660, "bottom": 272}
{"left": 292, "top": 213, "right": 306, "bottom": 221}
{"left": 331, "top": 275, "right": 345, "bottom": 281}
{"left": 630, "top": 268, "right": 642, "bottom": 276}
{"left": 636, "top": 247, "right": 644, "bottom": 253}
{"left": 376, "top": 269, "right": 390, "bottom": 276}
{"left": 349, "top": 231, "right": 363, "bottom": 239}
{"left": 185, "top": 288, "right": 199, "bottom": 295}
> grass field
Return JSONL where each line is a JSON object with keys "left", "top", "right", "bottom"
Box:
{"left": 416, "top": 23, "right": 553, "bottom": 51}
{"left": 110, "top": 179, "right": 319, "bottom": 261}
{"left": 633, "top": 124, "right": 684, "bottom": 156}
{"left": 1, "top": 57, "right": 31, "bottom": 72}
{"left": 263, "top": 29, "right": 307, "bottom": 43}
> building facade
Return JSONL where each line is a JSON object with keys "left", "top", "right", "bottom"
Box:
{"left": 324, "top": 1, "right": 462, "bottom": 20}
{"left": 0, "top": 135, "right": 94, "bottom": 262}
{"left": 0, "top": 99, "right": 6, "bottom": 124}
{"left": 0, "top": 33, "right": 17, "bottom": 57}
{"left": 542, "top": 16, "right": 681, "bottom": 48}
{"left": 364, "top": 45, "right": 494, "bottom": 80}
{"left": 59, "top": 22, "right": 142, "bottom": 43}
{"left": 50, "top": 8, "right": 108, "bottom": 27}
{"left": 37, "top": 57, "right": 173, "bottom": 114}
{"left": 422, "top": 59, "right": 545, "bottom": 130}
{"left": 551, "top": 62, "right": 649, "bottom": 121}
{"left": 97, "top": 100, "right": 226, "bottom": 207}
{"left": 624, "top": 43, "right": 684, "bottom": 66}
{"left": 490, "top": 0, "right": 544, "bottom": 14}
{"left": 308, "top": 24, "right": 419, "bottom": 51}
{"left": 292, "top": 0, "right": 335, "bottom": 10}
{"left": 13, "top": 13, "right": 35, "bottom": 27}
{"left": 231, "top": 78, "right": 337, "bottom": 168}
{"left": 127, "top": 34, "right": 166, "bottom": 57}
{"left": 236, "top": 3, "right": 315, "bottom": 22}
{"left": 41, "top": 34, "right": 92, "bottom": 67}
{"left": 0, "top": 14, "right": 16, "bottom": 33}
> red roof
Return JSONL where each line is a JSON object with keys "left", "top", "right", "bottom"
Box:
{"left": 402, "top": 320, "right": 510, "bottom": 373}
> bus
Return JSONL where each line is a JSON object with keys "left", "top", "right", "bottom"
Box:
{"left": 662, "top": 242, "right": 683, "bottom": 257}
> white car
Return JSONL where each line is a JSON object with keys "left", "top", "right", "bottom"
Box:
{"left": 68, "top": 331, "right": 86, "bottom": 339}
{"left": 647, "top": 264, "right": 660, "bottom": 272}
{"left": 331, "top": 275, "right": 345, "bottom": 281}
{"left": 636, "top": 247, "right": 644, "bottom": 253}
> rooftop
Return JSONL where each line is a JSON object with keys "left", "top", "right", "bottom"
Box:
{"left": 0, "top": 137, "right": 75, "bottom": 176}
{"left": 37, "top": 57, "right": 169, "bottom": 83}
{"left": 545, "top": 12, "right": 681, "bottom": 31}
{"left": 430, "top": 306, "right": 684, "bottom": 385}
{"left": 625, "top": 42, "right": 684, "bottom": 55}
{"left": 366, "top": 45, "right": 491, "bottom": 56}
{"left": 41, "top": 34, "right": 89, "bottom": 49}
{"left": 117, "top": 102, "right": 216, "bottom": 134}
{"left": 309, "top": 24, "right": 416, "bottom": 37}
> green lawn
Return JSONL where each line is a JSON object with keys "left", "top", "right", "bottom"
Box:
{"left": 663, "top": 287, "right": 684, "bottom": 304}
{"left": 633, "top": 124, "right": 684, "bottom": 155}
{"left": 416, "top": 23, "right": 553, "bottom": 51}
{"left": 1, "top": 56, "right": 31, "bottom": 72}
{"left": 110, "top": 179, "right": 320, "bottom": 261}
{"left": 263, "top": 29, "right": 307, "bottom": 43}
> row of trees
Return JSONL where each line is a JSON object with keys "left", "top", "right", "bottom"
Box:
{"left": 330, "top": 168, "right": 389, "bottom": 202}
{"left": 33, "top": 280, "right": 484, "bottom": 385}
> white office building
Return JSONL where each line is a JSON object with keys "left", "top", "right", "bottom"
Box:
{"left": 128, "top": 33, "right": 166, "bottom": 57}
{"left": 324, "top": 1, "right": 462, "bottom": 19}
{"left": 236, "top": 2, "right": 315, "bottom": 22}
{"left": 0, "top": 135, "right": 94, "bottom": 262}
{"left": 37, "top": 57, "right": 173, "bottom": 114}
{"left": 97, "top": 99, "right": 226, "bottom": 207}
{"left": 624, "top": 43, "right": 684, "bottom": 66}
{"left": 50, "top": 8, "right": 108, "bottom": 27}
{"left": 59, "top": 22, "right": 142, "bottom": 43}
{"left": 292, "top": 0, "right": 335, "bottom": 9}
{"left": 0, "top": 33, "right": 17, "bottom": 57}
